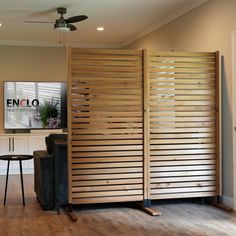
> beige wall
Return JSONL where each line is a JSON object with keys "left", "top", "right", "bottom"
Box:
{"left": 0, "top": 46, "right": 67, "bottom": 133}
{"left": 126, "top": 0, "right": 235, "bottom": 199}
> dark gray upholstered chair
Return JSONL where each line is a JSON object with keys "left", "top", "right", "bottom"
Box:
{"left": 33, "top": 133, "right": 68, "bottom": 212}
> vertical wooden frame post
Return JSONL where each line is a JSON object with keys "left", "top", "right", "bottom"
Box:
{"left": 215, "top": 51, "right": 222, "bottom": 197}
{"left": 143, "top": 49, "right": 151, "bottom": 205}
{"left": 67, "top": 48, "right": 72, "bottom": 204}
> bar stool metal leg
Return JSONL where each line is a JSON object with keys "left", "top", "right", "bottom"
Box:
{"left": 19, "top": 160, "right": 25, "bottom": 206}
{"left": 4, "top": 160, "right": 10, "bottom": 206}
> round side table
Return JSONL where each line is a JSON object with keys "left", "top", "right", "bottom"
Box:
{"left": 0, "top": 155, "right": 33, "bottom": 206}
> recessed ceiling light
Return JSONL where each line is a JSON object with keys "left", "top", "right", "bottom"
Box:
{"left": 0, "top": 23, "right": 2, "bottom": 27}
{"left": 97, "top": 27, "right": 104, "bottom": 31}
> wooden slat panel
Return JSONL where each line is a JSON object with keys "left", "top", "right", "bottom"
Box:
{"left": 68, "top": 48, "right": 144, "bottom": 204}
{"left": 147, "top": 51, "right": 218, "bottom": 200}
{"left": 68, "top": 49, "right": 219, "bottom": 205}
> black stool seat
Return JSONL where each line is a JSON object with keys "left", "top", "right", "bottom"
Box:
{"left": 0, "top": 155, "right": 33, "bottom": 206}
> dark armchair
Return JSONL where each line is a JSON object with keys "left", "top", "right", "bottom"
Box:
{"left": 33, "top": 133, "right": 68, "bottom": 212}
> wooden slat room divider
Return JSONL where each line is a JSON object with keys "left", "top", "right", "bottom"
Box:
{"left": 68, "top": 48, "right": 220, "bottom": 208}
{"left": 67, "top": 48, "right": 144, "bottom": 204}
{"left": 144, "top": 50, "right": 220, "bottom": 200}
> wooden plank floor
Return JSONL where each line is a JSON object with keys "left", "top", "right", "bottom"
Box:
{"left": 0, "top": 174, "right": 235, "bottom": 236}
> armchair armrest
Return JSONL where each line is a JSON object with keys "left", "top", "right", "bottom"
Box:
{"left": 33, "top": 150, "right": 55, "bottom": 210}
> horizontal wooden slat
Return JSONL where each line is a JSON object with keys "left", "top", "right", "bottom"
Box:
{"left": 150, "top": 73, "right": 215, "bottom": 79}
{"left": 150, "top": 149, "right": 215, "bottom": 156}
{"left": 72, "top": 167, "right": 143, "bottom": 175}
{"left": 72, "top": 156, "right": 143, "bottom": 163}
{"left": 72, "top": 139, "right": 143, "bottom": 146}
{"left": 150, "top": 62, "right": 214, "bottom": 68}
{"left": 72, "top": 190, "right": 143, "bottom": 198}
{"left": 150, "top": 192, "right": 216, "bottom": 200}
{"left": 72, "top": 134, "right": 143, "bottom": 140}
{"left": 151, "top": 159, "right": 215, "bottom": 166}
{"left": 148, "top": 51, "right": 215, "bottom": 57}
{"left": 72, "top": 184, "right": 143, "bottom": 192}
{"left": 150, "top": 133, "right": 215, "bottom": 139}
{"left": 73, "top": 60, "right": 142, "bottom": 66}
{"left": 150, "top": 67, "right": 215, "bottom": 73}
{"left": 151, "top": 181, "right": 216, "bottom": 189}
{"left": 72, "top": 129, "right": 142, "bottom": 135}
{"left": 150, "top": 111, "right": 215, "bottom": 117}
{"left": 72, "top": 150, "right": 143, "bottom": 158}
{"left": 150, "top": 154, "right": 215, "bottom": 161}
{"left": 151, "top": 175, "right": 216, "bottom": 183}
{"left": 72, "top": 48, "right": 142, "bottom": 55}
{"left": 71, "top": 54, "right": 142, "bottom": 61}
{"left": 72, "top": 117, "right": 143, "bottom": 123}
{"left": 150, "top": 89, "right": 215, "bottom": 95}
{"left": 72, "top": 162, "right": 143, "bottom": 169}
{"left": 150, "top": 170, "right": 216, "bottom": 178}
{"left": 72, "top": 179, "right": 143, "bottom": 187}
{"left": 151, "top": 165, "right": 215, "bottom": 172}
{"left": 150, "top": 128, "right": 214, "bottom": 134}
{"left": 151, "top": 186, "right": 215, "bottom": 194}
{"left": 150, "top": 123, "right": 214, "bottom": 128}
{"left": 72, "top": 145, "right": 142, "bottom": 152}
{"left": 150, "top": 138, "right": 215, "bottom": 144}
{"left": 149, "top": 57, "right": 215, "bottom": 63}
{"left": 151, "top": 117, "right": 215, "bottom": 122}
{"left": 72, "top": 123, "right": 143, "bottom": 129}
{"left": 72, "top": 173, "right": 143, "bottom": 181}
{"left": 150, "top": 83, "right": 215, "bottom": 89}
{"left": 150, "top": 143, "right": 215, "bottom": 150}
{"left": 72, "top": 195, "right": 143, "bottom": 204}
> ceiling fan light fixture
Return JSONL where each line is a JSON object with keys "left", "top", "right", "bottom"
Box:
{"left": 54, "top": 22, "right": 71, "bottom": 32}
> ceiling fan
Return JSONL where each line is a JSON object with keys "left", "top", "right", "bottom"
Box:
{"left": 24, "top": 7, "right": 88, "bottom": 32}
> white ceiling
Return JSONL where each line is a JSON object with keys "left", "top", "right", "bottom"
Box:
{"left": 0, "top": 0, "right": 207, "bottom": 48}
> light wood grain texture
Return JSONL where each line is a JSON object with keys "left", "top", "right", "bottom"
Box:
{"left": 68, "top": 48, "right": 144, "bottom": 204}
{"left": 68, "top": 49, "right": 219, "bottom": 204}
{"left": 146, "top": 51, "right": 219, "bottom": 200}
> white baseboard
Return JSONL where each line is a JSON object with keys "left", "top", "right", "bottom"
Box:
{"left": 0, "top": 168, "right": 34, "bottom": 175}
{"left": 222, "top": 195, "right": 234, "bottom": 209}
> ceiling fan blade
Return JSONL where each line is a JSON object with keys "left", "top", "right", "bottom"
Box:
{"left": 24, "top": 21, "right": 54, "bottom": 24}
{"left": 70, "top": 24, "right": 77, "bottom": 31}
{"left": 66, "top": 15, "right": 88, "bottom": 23}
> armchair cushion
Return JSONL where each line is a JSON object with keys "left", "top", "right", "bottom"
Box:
{"left": 45, "top": 133, "right": 67, "bottom": 154}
